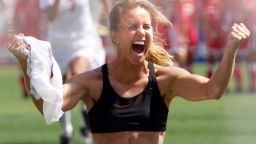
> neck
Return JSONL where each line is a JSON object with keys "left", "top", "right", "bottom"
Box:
{"left": 109, "top": 60, "right": 149, "bottom": 84}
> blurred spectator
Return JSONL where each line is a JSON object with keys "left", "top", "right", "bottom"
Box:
{"left": 244, "top": 0, "right": 256, "bottom": 92}
{"left": 40, "top": 0, "right": 110, "bottom": 143}
{"left": 150, "top": 0, "right": 199, "bottom": 71}
{"left": 90, "top": 0, "right": 113, "bottom": 62}
{"left": 150, "top": 0, "right": 172, "bottom": 53}
{"left": 13, "top": 0, "right": 46, "bottom": 39}
{"left": 198, "top": 0, "right": 227, "bottom": 78}
{"left": 168, "top": 0, "right": 199, "bottom": 72}
{"left": 151, "top": 0, "right": 256, "bottom": 92}
{"left": 0, "top": 0, "right": 16, "bottom": 66}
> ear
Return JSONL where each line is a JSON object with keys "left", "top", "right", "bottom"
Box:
{"left": 111, "top": 31, "right": 119, "bottom": 45}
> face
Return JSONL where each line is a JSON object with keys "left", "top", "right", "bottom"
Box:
{"left": 113, "top": 7, "right": 153, "bottom": 64}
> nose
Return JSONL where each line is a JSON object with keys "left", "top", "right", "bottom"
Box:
{"left": 136, "top": 27, "right": 145, "bottom": 38}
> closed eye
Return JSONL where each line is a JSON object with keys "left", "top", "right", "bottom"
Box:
{"left": 129, "top": 24, "right": 137, "bottom": 30}
{"left": 143, "top": 24, "right": 151, "bottom": 30}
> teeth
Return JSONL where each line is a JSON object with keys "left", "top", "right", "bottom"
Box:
{"left": 133, "top": 41, "right": 144, "bottom": 45}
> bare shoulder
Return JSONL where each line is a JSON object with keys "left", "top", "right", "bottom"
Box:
{"left": 68, "top": 67, "right": 103, "bottom": 87}
{"left": 153, "top": 64, "right": 192, "bottom": 99}
{"left": 154, "top": 64, "right": 190, "bottom": 79}
{"left": 66, "top": 66, "right": 104, "bottom": 103}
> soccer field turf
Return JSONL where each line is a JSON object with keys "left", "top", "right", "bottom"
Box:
{"left": 0, "top": 64, "right": 255, "bottom": 144}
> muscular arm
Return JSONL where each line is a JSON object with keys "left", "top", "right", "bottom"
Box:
{"left": 7, "top": 35, "right": 43, "bottom": 113}
{"left": 6, "top": 35, "right": 87, "bottom": 114}
{"left": 169, "top": 23, "right": 250, "bottom": 101}
{"left": 61, "top": 74, "right": 89, "bottom": 111}
{"left": 29, "top": 73, "right": 88, "bottom": 114}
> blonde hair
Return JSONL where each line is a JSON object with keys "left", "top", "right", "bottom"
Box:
{"left": 109, "top": 0, "right": 173, "bottom": 65}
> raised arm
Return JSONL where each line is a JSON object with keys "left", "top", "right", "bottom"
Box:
{"left": 206, "top": 23, "right": 250, "bottom": 98}
{"left": 7, "top": 34, "right": 43, "bottom": 113}
{"left": 6, "top": 34, "right": 86, "bottom": 114}
{"left": 170, "top": 23, "right": 250, "bottom": 101}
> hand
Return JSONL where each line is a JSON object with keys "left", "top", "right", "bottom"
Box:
{"left": 228, "top": 23, "right": 250, "bottom": 50}
{"left": 7, "top": 34, "right": 27, "bottom": 61}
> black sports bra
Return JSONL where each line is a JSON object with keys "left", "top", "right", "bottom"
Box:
{"left": 88, "top": 62, "right": 169, "bottom": 133}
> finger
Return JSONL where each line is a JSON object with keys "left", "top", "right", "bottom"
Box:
{"left": 231, "top": 32, "right": 242, "bottom": 40}
{"left": 9, "top": 43, "right": 26, "bottom": 54}
{"left": 7, "top": 34, "right": 16, "bottom": 44}
{"left": 7, "top": 38, "right": 17, "bottom": 50}
{"left": 7, "top": 33, "right": 17, "bottom": 45}
{"left": 236, "top": 24, "right": 250, "bottom": 38}
{"left": 16, "top": 43, "right": 26, "bottom": 51}
{"left": 232, "top": 23, "right": 250, "bottom": 39}
{"left": 233, "top": 28, "right": 248, "bottom": 39}
{"left": 13, "top": 35, "right": 23, "bottom": 46}
{"left": 7, "top": 43, "right": 13, "bottom": 50}
{"left": 9, "top": 34, "right": 19, "bottom": 43}
{"left": 7, "top": 35, "right": 23, "bottom": 50}
{"left": 8, "top": 42, "right": 19, "bottom": 51}
{"left": 239, "top": 23, "right": 250, "bottom": 36}
{"left": 232, "top": 23, "right": 239, "bottom": 29}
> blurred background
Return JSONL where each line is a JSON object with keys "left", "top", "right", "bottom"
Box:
{"left": 0, "top": 0, "right": 256, "bottom": 144}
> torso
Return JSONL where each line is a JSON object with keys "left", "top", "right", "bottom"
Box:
{"left": 92, "top": 131, "right": 165, "bottom": 144}
{"left": 83, "top": 63, "right": 175, "bottom": 110}
{"left": 80, "top": 62, "right": 176, "bottom": 144}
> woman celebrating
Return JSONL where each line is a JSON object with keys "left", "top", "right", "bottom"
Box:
{"left": 7, "top": 0, "right": 250, "bottom": 144}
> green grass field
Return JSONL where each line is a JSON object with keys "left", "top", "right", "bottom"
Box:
{"left": 0, "top": 63, "right": 256, "bottom": 144}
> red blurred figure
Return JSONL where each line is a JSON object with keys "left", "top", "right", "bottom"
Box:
{"left": 12, "top": 0, "right": 46, "bottom": 98}
{"left": 13, "top": 0, "right": 46, "bottom": 39}
{"left": 150, "top": 0, "right": 172, "bottom": 50}
{"left": 199, "top": 0, "right": 227, "bottom": 78}
{"left": 150, "top": 0, "right": 199, "bottom": 70}
{"left": 244, "top": 0, "right": 256, "bottom": 92}
{"left": 169, "top": 0, "right": 199, "bottom": 72}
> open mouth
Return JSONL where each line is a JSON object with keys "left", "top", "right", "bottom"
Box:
{"left": 131, "top": 41, "right": 146, "bottom": 54}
